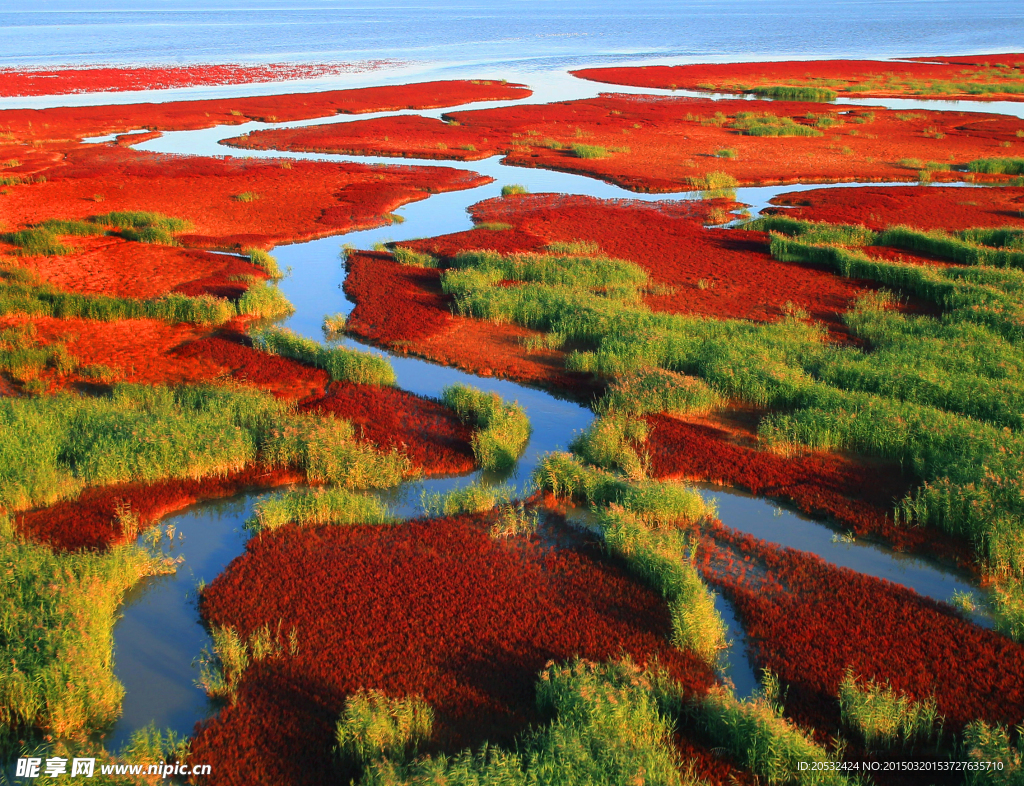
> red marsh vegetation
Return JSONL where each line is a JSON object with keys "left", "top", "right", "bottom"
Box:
{"left": 225, "top": 94, "right": 1024, "bottom": 192}
{"left": 0, "top": 145, "right": 489, "bottom": 249}
{"left": 574, "top": 57, "right": 1024, "bottom": 101}
{"left": 0, "top": 80, "right": 531, "bottom": 143}
{"left": 0, "top": 62, "right": 400, "bottom": 97}
{"left": 700, "top": 525, "right": 1024, "bottom": 732}
{"left": 765, "top": 184, "right": 1024, "bottom": 231}
{"left": 191, "top": 513, "right": 719, "bottom": 785}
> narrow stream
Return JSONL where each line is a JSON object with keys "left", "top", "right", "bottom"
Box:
{"left": 105, "top": 80, "right": 1003, "bottom": 748}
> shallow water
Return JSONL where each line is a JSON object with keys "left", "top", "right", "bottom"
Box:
{"left": 104, "top": 75, "right": 1007, "bottom": 744}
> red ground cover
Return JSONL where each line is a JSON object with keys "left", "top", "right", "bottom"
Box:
{"left": 227, "top": 94, "right": 1024, "bottom": 192}
{"left": 0, "top": 145, "right": 489, "bottom": 249}
{"left": 15, "top": 465, "right": 304, "bottom": 551}
{"left": 299, "top": 382, "right": 476, "bottom": 476}
{"left": 0, "top": 62, "right": 399, "bottom": 97}
{"left": 766, "top": 185, "right": 1024, "bottom": 231}
{"left": 645, "top": 413, "right": 972, "bottom": 567}
{"left": 574, "top": 58, "right": 1024, "bottom": 101}
{"left": 0, "top": 80, "right": 530, "bottom": 142}
{"left": 699, "top": 525, "right": 1024, "bottom": 731}
{"left": 10, "top": 236, "right": 264, "bottom": 299}
{"left": 191, "top": 513, "right": 719, "bottom": 785}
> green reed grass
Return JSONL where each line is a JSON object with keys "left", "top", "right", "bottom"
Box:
{"left": 91, "top": 211, "right": 192, "bottom": 245}
{"left": 730, "top": 112, "right": 824, "bottom": 137}
{"left": 501, "top": 184, "right": 529, "bottom": 196}
{"left": 450, "top": 249, "right": 648, "bottom": 292}
{"left": 570, "top": 413, "right": 649, "bottom": 479}
{"left": 570, "top": 144, "right": 610, "bottom": 159}
{"left": 441, "top": 384, "right": 531, "bottom": 471}
{"left": 246, "top": 487, "right": 395, "bottom": 534}
{"left": 963, "top": 720, "right": 1024, "bottom": 785}
{"left": 878, "top": 226, "right": 1024, "bottom": 269}
{"left": 546, "top": 239, "right": 601, "bottom": 256}
{"left": 2, "top": 228, "right": 72, "bottom": 256}
{"left": 235, "top": 279, "right": 295, "bottom": 319}
{"left": 685, "top": 685, "right": 851, "bottom": 785}
{"left": 596, "top": 368, "right": 723, "bottom": 417}
{"left": 745, "top": 215, "right": 877, "bottom": 246}
{"left": 838, "top": 670, "right": 941, "bottom": 749}
{"left": 490, "top": 501, "right": 540, "bottom": 538}
{"left": 0, "top": 383, "right": 410, "bottom": 514}
{"left": 748, "top": 85, "right": 837, "bottom": 102}
{"left": 244, "top": 247, "right": 283, "bottom": 279}
{"left": 250, "top": 325, "right": 396, "bottom": 386}
{"left": 337, "top": 690, "right": 434, "bottom": 764}
{"left": 421, "top": 482, "right": 513, "bottom": 517}
{"left": 0, "top": 536, "right": 175, "bottom": 749}
{"left": 196, "top": 623, "right": 297, "bottom": 702}
{"left": 361, "top": 658, "right": 696, "bottom": 786}
{"left": 967, "top": 157, "right": 1024, "bottom": 175}
{"left": 390, "top": 246, "right": 439, "bottom": 268}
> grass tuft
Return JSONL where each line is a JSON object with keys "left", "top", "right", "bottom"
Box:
{"left": 442, "top": 384, "right": 531, "bottom": 471}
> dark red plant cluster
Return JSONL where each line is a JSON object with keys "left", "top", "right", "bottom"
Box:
{"left": 700, "top": 524, "right": 1024, "bottom": 732}
{"left": 0, "top": 62, "right": 401, "bottom": 97}
{"left": 15, "top": 465, "right": 305, "bottom": 552}
{"left": 766, "top": 185, "right": 1024, "bottom": 231}
{"left": 300, "top": 381, "right": 476, "bottom": 475}
{"left": 644, "top": 413, "right": 973, "bottom": 567}
{"left": 343, "top": 251, "right": 455, "bottom": 343}
{"left": 191, "top": 514, "right": 719, "bottom": 785}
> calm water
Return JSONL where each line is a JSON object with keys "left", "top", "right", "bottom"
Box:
{"left": 1, "top": 0, "right": 1022, "bottom": 73}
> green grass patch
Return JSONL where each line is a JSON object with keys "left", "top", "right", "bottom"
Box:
{"left": 546, "top": 239, "right": 602, "bottom": 256}
{"left": 570, "top": 144, "right": 610, "bottom": 159}
{"left": 963, "top": 720, "right": 1024, "bottom": 784}
{"left": 390, "top": 246, "right": 438, "bottom": 268}
{"left": 745, "top": 215, "right": 878, "bottom": 246}
{"left": 0, "top": 535, "right": 175, "bottom": 748}
{"left": 360, "top": 658, "right": 695, "bottom": 785}
{"left": 233, "top": 191, "right": 261, "bottom": 202}
{"left": 2, "top": 228, "right": 72, "bottom": 256}
{"left": 246, "top": 487, "right": 395, "bottom": 534}
{"left": 197, "top": 623, "right": 297, "bottom": 703}
{"left": 838, "top": 670, "right": 942, "bottom": 749}
{"left": 0, "top": 383, "right": 410, "bottom": 514}
{"left": 244, "top": 247, "right": 283, "bottom": 279}
{"left": 748, "top": 85, "right": 837, "bottom": 102}
{"left": 570, "top": 413, "right": 649, "bottom": 479}
{"left": 730, "top": 112, "right": 824, "bottom": 137}
{"left": 337, "top": 690, "right": 434, "bottom": 764}
{"left": 234, "top": 278, "right": 294, "bottom": 319}
{"left": 441, "top": 384, "right": 531, "bottom": 471}
{"left": 597, "top": 369, "right": 724, "bottom": 417}
{"left": 967, "top": 157, "right": 1024, "bottom": 175}
{"left": 501, "top": 184, "right": 529, "bottom": 196}
{"left": 421, "top": 482, "right": 513, "bottom": 517}
{"left": 91, "top": 211, "right": 192, "bottom": 245}
{"left": 250, "top": 326, "right": 396, "bottom": 387}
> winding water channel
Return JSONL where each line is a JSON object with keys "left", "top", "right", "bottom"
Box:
{"left": 101, "top": 77, "right": 1004, "bottom": 748}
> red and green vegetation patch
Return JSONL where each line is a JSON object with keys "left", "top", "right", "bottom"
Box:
{"left": 0, "top": 62, "right": 400, "bottom": 97}
{"left": 299, "top": 381, "right": 477, "bottom": 475}
{"left": 226, "top": 94, "right": 1023, "bottom": 192}
{"left": 645, "top": 413, "right": 972, "bottom": 566}
{"left": 191, "top": 513, "right": 718, "bottom": 785}
{"left": 574, "top": 57, "right": 1024, "bottom": 101}
{"left": 0, "top": 80, "right": 531, "bottom": 142}
{"left": 699, "top": 526, "right": 1024, "bottom": 731}
{"left": 765, "top": 185, "right": 1024, "bottom": 231}
{"left": 15, "top": 465, "right": 305, "bottom": 551}
{"left": 0, "top": 146, "right": 489, "bottom": 249}
{"left": 465, "top": 194, "right": 893, "bottom": 331}
{"left": 344, "top": 250, "right": 597, "bottom": 393}
{"left": 8, "top": 235, "right": 265, "bottom": 300}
